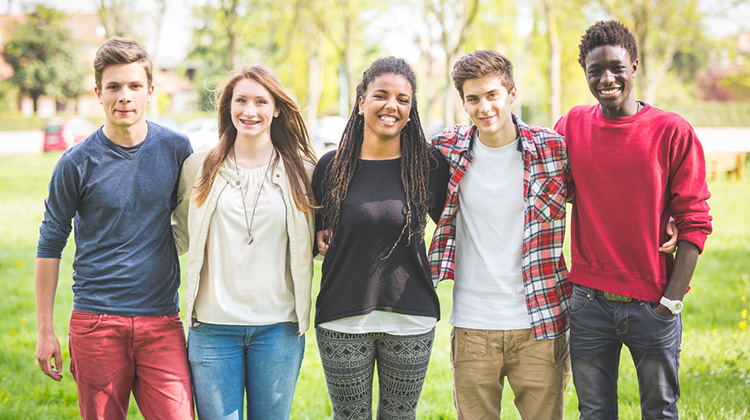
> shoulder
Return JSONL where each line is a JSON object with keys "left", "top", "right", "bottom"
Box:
{"left": 316, "top": 150, "right": 337, "bottom": 170}
{"left": 182, "top": 150, "right": 210, "bottom": 179}
{"left": 431, "top": 124, "right": 473, "bottom": 151}
{"left": 148, "top": 121, "right": 192, "bottom": 154}
{"left": 556, "top": 105, "right": 595, "bottom": 125}
{"left": 55, "top": 129, "right": 104, "bottom": 171}
{"left": 516, "top": 116, "right": 566, "bottom": 157}
{"left": 643, "top": 105, "right": 693, "bottom": 131}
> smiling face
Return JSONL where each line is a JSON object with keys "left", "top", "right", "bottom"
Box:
{"left": 95, "top": 62, "right": 153, "bottom": 130}
{"left": 584, "top": 44, "right": 639, "bottom": 117}
{"left": 230, "top": 78, "right": 279, "bottom": 142}
{"left": 358, "top": 73, "right": 413, "bottom": 145}
{"left": 462, "top": 74, "right": 517, "bottom": 147}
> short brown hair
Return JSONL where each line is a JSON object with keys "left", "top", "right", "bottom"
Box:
{"left": 94, "top": 37, "right": 152, "bottom": 90}
{"left": 451, "top": 50, "right": 515, "bottom": 99}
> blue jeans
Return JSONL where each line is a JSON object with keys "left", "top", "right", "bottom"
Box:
{"left": 188, "top": 321, "right": 305, "bottom": 420}
{"left": 569, "top": 284, "right": 682, "bottom": 420}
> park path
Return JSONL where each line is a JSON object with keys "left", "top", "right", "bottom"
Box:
{"left": 0, "top": 131, "right": 43, "bottom": 156}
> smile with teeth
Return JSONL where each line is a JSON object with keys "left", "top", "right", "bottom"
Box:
{"left": 379, "top": 115, "right": 397, "bottom": 125}
{"left": 599, "top": 87, "right": 620, "bottom": 95}
{"left": 240, "top": 118, "right": 260, "bottom": 125}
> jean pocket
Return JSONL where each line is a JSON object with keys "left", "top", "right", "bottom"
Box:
{"left": 569, "top": 286, "right": 591, "bottom": 314}
{"left": 68, "top": 311, "right": 102, "bottom": 335}
{"left": 645, "top": 303, "right": 678, "bottom": 322}
{"left": 457, "top": 329, "right": 489, "bottom": 360}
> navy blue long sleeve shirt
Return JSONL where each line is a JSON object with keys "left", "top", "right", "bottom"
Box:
{"left": 37, "top": 122, "right": 192, "bottom": 316}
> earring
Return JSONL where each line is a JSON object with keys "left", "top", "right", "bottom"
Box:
{"left": 408, "top": 118, "right": 411, "bottom": 122}
{"left": 358, "top": 110, "right": 363, "bottom": 115}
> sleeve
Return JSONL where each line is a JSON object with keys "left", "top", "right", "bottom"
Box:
{"left": 668, "top": 127, "right": 713, "bottom": 253}
{"left": 172, "top": 156, "right": 199, "bottom": 256}
{"left": 554, "top": 114, "right": 575, "bottom": 203}
{"left": 36, "top": 155, "right": 81, "bottom": 259}
{"left": 428, "top": 146, "right": 450, "bottom": 223}
{"left": 312, "top": 151, "right": 335, "bottom": 234}
{"left": 561, "top": 139, "right": 575, "bottom": 203}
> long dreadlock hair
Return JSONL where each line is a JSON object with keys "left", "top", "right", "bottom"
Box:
{"left": 321, "top": 56, "right": 436, "bottom": 257}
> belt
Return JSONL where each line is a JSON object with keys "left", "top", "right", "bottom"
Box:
{"left": 594, "top": 290, "right": 633, "bottom": 303}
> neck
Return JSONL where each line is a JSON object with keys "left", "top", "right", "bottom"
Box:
{"left": 478, "top": 121, "right": 518, "bottom": 148}
{"left": 232, "top": 135, "right": 275, "bottom": 169}
{"left": 103, "top": 120, "right": 148, "bottom": 147}
{"left": 360, "top": 133, "right": 402, "bottom": 160}
{"left": 601, "top": 98, "right": 640, "bottom": 118}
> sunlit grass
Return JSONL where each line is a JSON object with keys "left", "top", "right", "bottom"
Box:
{"left": 1, "top": 154, "right": 748, "bottom": 419}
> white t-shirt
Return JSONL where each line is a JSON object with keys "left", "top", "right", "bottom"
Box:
{"left": 451, "top": 137, "right": 531, "bottom": 330}
{"left": 194, "top": 159, "right": 296, "bottom": 325}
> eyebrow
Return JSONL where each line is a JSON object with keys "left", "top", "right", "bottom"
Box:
{"left": 105, "top": 80, "right": 145, "bottom": 86}
{"left": 466, "top": 89, "right": 498, "bottom": 98}
{"left": 374, "top": 89, "right": 410, "bottom": 98}
{"left": 234, "top": 93, "right": 272, "bottom": 100}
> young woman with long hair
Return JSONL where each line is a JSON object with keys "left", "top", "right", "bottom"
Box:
{"left": 172, "top": 64, "right": 316, "bottom": 419}
{"left": 312, "top": 57, "right": 449, "bottom": 419}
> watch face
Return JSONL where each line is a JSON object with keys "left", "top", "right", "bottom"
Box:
{"left": 675, "top": 302, "right": 683, "bottom": 310}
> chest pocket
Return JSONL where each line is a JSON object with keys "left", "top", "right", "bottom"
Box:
{"left": 528, "top": 175, "right": 565, "bottom": 222}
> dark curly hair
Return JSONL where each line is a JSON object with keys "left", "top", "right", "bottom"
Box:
{"left": 321, "top": 56, "right": 435, "bottom": 258}
{"left": 578, "top": 20, "right": 638, "bottom": 69}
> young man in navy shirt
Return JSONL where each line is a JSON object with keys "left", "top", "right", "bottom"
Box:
{"left": 34, "top": 38, "right": 194, "bottom": 419}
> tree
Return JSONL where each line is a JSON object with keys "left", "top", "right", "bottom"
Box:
{"left": 94, "top": 0, "right": 135, "bottom": 38}
{"left": 422, "top": 0, "right": 480, "bottom": 124}
{"left": 2, "top": 6, "right": 87, "bottom": 114}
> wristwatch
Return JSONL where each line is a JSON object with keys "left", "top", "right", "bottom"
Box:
{"left": 660, "top": 296, "right": 683, "bottom": 315}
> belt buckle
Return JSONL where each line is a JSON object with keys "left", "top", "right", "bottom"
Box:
{"left": 603, "top": 291, "right": 632, "bottom": 302}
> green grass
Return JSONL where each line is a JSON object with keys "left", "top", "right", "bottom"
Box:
{"left": 1, "top": 153, "right": 748, "bottom": 419}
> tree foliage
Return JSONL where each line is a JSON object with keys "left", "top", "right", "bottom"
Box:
{"left": 2, "top": 6, "right": 87, "bottom": 114}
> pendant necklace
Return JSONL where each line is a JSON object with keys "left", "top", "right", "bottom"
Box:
{"left": 232, "top": 146, "right": 274, "bottom": 245}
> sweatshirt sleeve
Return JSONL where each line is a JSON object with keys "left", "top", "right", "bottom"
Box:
{"left": 37, "top": 154, "right": 81, "bottom": 259}
{"left": 669, "top": 126, "right": 713, "bottom": 253}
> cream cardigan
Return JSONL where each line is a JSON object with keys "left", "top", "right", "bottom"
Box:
{"left": 172, "top": 150, "right": 316, "bottom": 335}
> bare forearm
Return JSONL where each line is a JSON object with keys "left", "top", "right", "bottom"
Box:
{"left": 35, "top": 258, "right": 61, "bottom": 334}
{"left": 663, "top": 241, "right": 700, "bottom": 302}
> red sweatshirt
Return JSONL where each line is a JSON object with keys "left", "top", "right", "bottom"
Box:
{"left": 555, "top": 104, "right": 712, "bottom": 302}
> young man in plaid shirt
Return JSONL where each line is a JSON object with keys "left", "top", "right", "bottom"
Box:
{"left": 428, "top": 49, "right": 573, "bottom": 419}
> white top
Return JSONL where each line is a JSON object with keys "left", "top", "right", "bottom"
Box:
{"left": 194, "top": 159, "right": 296, "bottom": 325}
{"left": 451, "top": 137, "right": 531, "bottom": 330}
{"left": 319, "top": 311, "right": 436, "bottom": 336}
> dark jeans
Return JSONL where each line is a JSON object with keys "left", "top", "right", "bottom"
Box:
{"left": 569, "top": 284, "right": 682, "bottom": 420}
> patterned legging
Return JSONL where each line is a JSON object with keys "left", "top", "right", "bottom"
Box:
{"left": 315, "top": 327, "right": 435, "bottom": 420}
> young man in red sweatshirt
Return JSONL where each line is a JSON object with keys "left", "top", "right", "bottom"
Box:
{"left": 554, "top": 21, "right": 712, "bottom": 419}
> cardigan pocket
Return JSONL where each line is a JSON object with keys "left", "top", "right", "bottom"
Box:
{"left": 528, "top": 175, "right": 566, "bottom": 222}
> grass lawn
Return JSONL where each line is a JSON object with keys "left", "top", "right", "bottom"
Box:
{"left": 0, "top": 153, "right": 748, "bottom": 419}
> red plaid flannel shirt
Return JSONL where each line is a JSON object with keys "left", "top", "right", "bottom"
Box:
{"left": 429, "top": 116, "right": 574, "bottom": 339}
